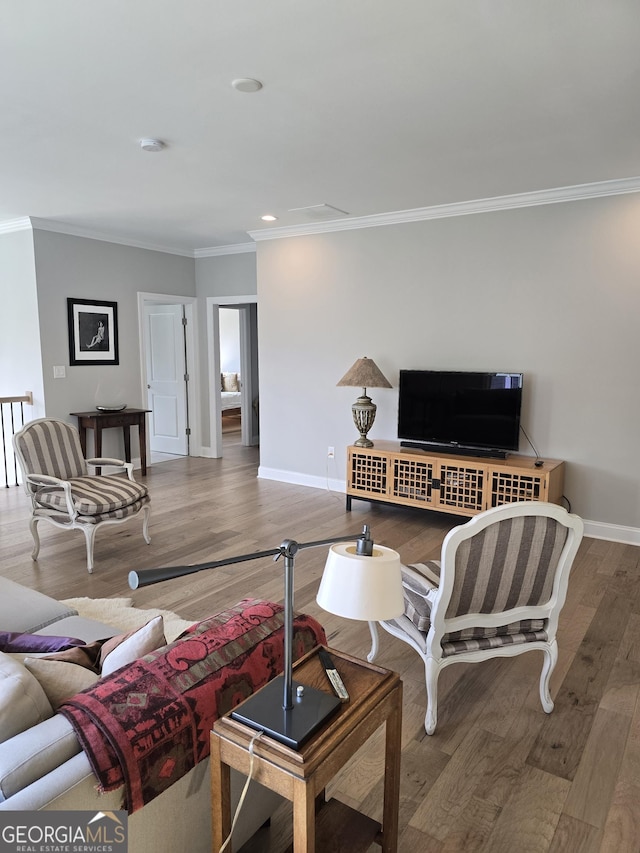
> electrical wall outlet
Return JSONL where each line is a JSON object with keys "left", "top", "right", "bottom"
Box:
{"left": 327, "top": 446, "right": 335, "bottom": 459}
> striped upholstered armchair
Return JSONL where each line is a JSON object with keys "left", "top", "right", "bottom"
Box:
{"left": 368, "top": 501, "right": 584, "bottom": 734}
{"left": 13, "top": 418, "right": 151, "bottom": 574}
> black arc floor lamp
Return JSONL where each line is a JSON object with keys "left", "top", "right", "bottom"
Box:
{"left": 129, "top": 526, "right": 402, "bottom": 749}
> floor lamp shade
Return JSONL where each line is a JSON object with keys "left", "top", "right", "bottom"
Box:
{"left": 317, "top": 543, "right": 404, "bottom": 621}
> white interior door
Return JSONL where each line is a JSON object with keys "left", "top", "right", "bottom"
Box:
{"left": 145, "top": 303, "right": 188, "bottom": 455}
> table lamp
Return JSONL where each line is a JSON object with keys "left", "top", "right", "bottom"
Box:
{"left": 337, "top": 357, "right": 392, "bottom": 447}
{"left": 316, "top": 534, "right": 404, "bottom": 658}
{"left": 129, "top": 525, "right": 400, "bottom": 750}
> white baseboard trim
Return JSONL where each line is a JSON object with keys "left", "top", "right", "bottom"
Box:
{"left": 582, "top": 520, "right": 640, "bottom": 546}
{"left": 258, "top": 466, "right": 345, "bottom": 495}
{"left": 258, "top": 467, "right": 640, "bottom": 545}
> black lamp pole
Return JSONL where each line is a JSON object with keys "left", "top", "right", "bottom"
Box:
{"left": 128, "top": 527, "right": 373, "bottom": 748}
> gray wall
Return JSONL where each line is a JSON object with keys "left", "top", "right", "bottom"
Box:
{"left": 0, "top": 230, "right": 45, "bottom": 416}
{"left": 195, "top": 251, "right": 257, "bottom": 299}
{"left": 255, "top": 192, "right": 640, "bottom": 532}
{"left": 32, "top": 229, "right": 196, "bottom": 457}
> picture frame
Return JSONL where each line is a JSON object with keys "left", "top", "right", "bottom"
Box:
{"left": 67, "top": 298, "right": 119, "bottom": 366}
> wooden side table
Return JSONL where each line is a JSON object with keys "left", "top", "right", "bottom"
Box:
{"left": 70, "top": 408, "right": 151, "bottom": 474}
{"left": 211, "top": 647, "right": 402, "bottom": 853}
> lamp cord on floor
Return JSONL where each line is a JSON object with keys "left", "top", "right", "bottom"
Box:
{"left": 218, "top": 729, "right": 264, "bottom": 853}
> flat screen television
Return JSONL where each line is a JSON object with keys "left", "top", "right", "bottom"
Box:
{"left": 397, "top": 370, "right": 523, "bottom": 458}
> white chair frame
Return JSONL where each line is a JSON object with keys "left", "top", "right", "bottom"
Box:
{"left": 369, "top": 501, "right": 584, "bottom": 734}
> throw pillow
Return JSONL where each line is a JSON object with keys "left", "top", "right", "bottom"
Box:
{"left": 221, "top": 372, "right": 239, "bottom": 392}
{"left": 0, "top": 652, "right": 53, "bottom": 742}
{"left": 0, "top": 631, "right": 85, "bottom": 654}
{"left": 23, "top": 657, "right": 98, "bottom": 712}
{"left": 100, "top": 615, "right": 165, "bottom": 676}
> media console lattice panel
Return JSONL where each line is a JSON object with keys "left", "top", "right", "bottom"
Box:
{"left": 346, "top": 441, "right": 564, "bottom": 517}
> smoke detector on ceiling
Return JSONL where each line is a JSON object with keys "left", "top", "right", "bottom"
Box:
{"left": 139, "top": 138, "right": 166, "bottom": 152}
{"left": 231, "top": 78, "right": 263, "bottom": 93}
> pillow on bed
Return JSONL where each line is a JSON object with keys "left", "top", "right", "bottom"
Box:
{"left": 221, "top": 372, "right": 239, "bottom": 392}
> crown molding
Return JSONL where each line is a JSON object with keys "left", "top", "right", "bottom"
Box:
{"left": 0, "top": 217, "right": 32, "bottom": 235}
{"left": 194, "top": 243, "right": 256, "bottom": 258}
{"left": 28, "top": 217, "right": 195, "bottom": 257}
{"left": 249, "top": 175, "right": 640, "bottom": 241}
{"left": 5, "top": 175, "right": 640, "bottom": 252}
{"left": 0, "top": 216, "right": 256, "bottom": 258}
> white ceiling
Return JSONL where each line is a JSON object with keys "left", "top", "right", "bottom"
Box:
{"left": 2, "top": 1, "right": 640, "bottom": 255}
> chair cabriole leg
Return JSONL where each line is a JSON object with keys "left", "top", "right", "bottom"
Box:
{"left": 142, "top": 504, "right": 151, "bottom": 545}
{"left": 367, "top": 620, "right": 380, "bottom": 663}
{"left": 539, "top": 641, "right": 558, "bottom": 713}
{"left": 83, "top": 526, "right": 98, "bottom": 574}
{"left": 29, "top": 517, "right": 41, "bottom": 560}
{"left": 424, "top": 657, "right": 439, "bottom": 735}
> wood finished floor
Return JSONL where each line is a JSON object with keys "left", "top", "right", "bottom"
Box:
{"left": 1, "top": 437, "right": 639, "bottom": 852}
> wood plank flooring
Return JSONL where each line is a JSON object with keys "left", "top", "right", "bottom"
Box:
{"left": 1, "top": 438, "right": 638, "bottom": 852}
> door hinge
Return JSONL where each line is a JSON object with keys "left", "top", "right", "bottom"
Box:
{"left": 186, "top": 428, "right": 191, "bottom": 436}
{"left": 184, "top": 373, "right": 189, "bottom": 382}
{"left": 182, "top": 316, "right": 187, "bottom": 326}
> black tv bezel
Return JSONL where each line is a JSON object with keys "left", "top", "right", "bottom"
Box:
{"left": 397, "top": 369, "right": 523, "bottom": 459}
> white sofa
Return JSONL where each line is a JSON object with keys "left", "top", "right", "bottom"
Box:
{"left": 0, "top": 576, "right": 281, "bottom": 852}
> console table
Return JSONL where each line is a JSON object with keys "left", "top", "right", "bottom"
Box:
{"left": 211, "top": 646, "right": 402, "bottom": 852}
{"left": 346, "top": 440, "right": 565, "bottom": 518}
{"left": 70, "top": 408, "right": 151, "bottom": 475}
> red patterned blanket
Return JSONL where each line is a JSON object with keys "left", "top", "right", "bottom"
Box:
{"left": 59, "top": 599, "right": 325, "bottom": 813}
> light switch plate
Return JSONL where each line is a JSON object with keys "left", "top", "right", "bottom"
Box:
{"left": 53, "top": 365, "right": 66, "bottom": 379}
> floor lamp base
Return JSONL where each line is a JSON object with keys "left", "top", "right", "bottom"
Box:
{"left": 231, "top": 675, "right": 341, "bottom": 750}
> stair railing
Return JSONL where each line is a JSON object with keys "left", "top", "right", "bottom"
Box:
{"left": 0, "top": 392, "right": 33, "bottom": 487}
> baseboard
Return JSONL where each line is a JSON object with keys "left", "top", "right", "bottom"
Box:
{"left": 257, "top": 466, "right": 345, "bottom": 496}
{"left": 257, "top": 467, "right": 640, "bottom": 545}
{"left": 582, "top": 519, "right": 640, "bottom": 546}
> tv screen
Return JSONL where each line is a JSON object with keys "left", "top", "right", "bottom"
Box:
{"left": 398, "top": 370, "right": 523, "bottom": 455}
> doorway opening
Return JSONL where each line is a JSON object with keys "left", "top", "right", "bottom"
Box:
{"left": 207, "top": 296, "right": 259, "bottom": 458}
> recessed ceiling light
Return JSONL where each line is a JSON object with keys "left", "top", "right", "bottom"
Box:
{"left": 261, "top": 214, "right": 277, "bottom": 222}
{"left": 231, "top": 78, "right": 263, "bottom": 93}
{"left": 139, "top": 138, "right": 166, "bottom": 152}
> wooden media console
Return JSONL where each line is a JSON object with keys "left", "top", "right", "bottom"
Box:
{"left": 346, "top": 440, "right": 564, "bottom": 517}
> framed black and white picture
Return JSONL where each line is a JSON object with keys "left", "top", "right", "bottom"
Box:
{"left": 67, "top": 298, "right": 119, "bottom": 366}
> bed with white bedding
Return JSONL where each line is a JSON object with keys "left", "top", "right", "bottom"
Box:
{"left": 221, "top": 391, "right": 242, "bottom": 411}
{"left": 221, "top": 372, "right": 241, "bottom": 413}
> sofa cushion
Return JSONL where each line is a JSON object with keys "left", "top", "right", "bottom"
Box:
{"left": 23, "top": 659, "right": 99, "bottom": 710}
{"left": 101, "top": 616, "right": 166, "bottom": 676}
{"left": 0, "top": 652, "right": 53, "bottom": 743}
{"left": 0, "top": 576, "right": 78, "bottom": 633}
{"left": 34, "top": 615, "right": 119, "bottom": 644}
{"left": 0, "top": 714, "right": 80, "bottom": 801}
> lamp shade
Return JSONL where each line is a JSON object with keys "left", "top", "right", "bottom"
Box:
{"left": 336, "top": 357, "right": 392, "bottom": 389}
{"left": 317, "top": 542, "right": 404, "bottom": 621}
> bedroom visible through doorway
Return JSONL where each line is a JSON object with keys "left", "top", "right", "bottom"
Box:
{"left": 208, "top": 297, "right": 259, "bottom": 459}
